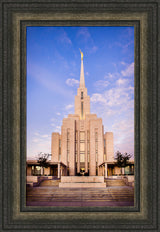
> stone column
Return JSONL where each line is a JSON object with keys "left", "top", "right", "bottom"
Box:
{"left": 103, "top": 165, "right": 104, "bottom": 176}
{"left": 85, "top": 131, "right": 88, "bottom": 173}
{"left": 41, "top": 167, "right": 43, "bottom": 176}
{"left": 105, "top": 163, "right": 108, "bottom": 178}
{"left": 98, "top": 166, "right": 100, "bottom": 176}
{"left": 99, "top": 166, "right": 103, "bottom": 176}
{"left": 58, "top": 163, "right": 61, "bottom": 178}
{"left": 27, "top": 166, "right": 32, "bottom": 176}
{"left": 77, "top": 131, "right": 80, "bottom": 173}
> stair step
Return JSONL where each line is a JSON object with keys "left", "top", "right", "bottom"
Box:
{"left": 105, "top": 179, "right": 126, "bottom": 186}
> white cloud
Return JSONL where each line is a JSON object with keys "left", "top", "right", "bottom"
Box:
{"left": 34, "top": 132, "right": 39, "bottom": 136}
{"left": 105, "top": 109, "right": 115, "bottom": 117}
{"left": 32, "top": 139, "right": 40, "bottom": 143}
{"left": 91, "top": 93, "right": 106, "bottom": 104}
{"left": 116, "top": 78, "right": 128, "bottom": 85}
{"left": 59, "top": 30, "right": 72, "bottom": 45}
{"left": 77, "top": 28, "right": 98, "bottom": 54}
{"left": 85, "top": 72, "right": 89, "bottom": 76}
{"left": 51, "top": 123, "right": 55, "bottom": 127}
{"left": 112, "top": 117, "right": 134, "bottom": 155}
{"left": 41, "top": 134, "right": 49, "bottom": 138}
{"left": 114, "top": 41, "right": 134, "bottom": 52}
{"left": 104, "top": 72, "right": 120, "bottom": 80}
{"left": 104, "top": 62, "right": 134, "bottom": 82}
{"left": 91, "top": 46, "right": 98, "bottom": 53}
{"left": 77, "top": 28, "right": 91, "bottom": 41}
{"left": 28, "top": 132, "right": 52, "bottom": 159}
{"left": 66, "top": 78, "right": 79, "bottom": 87}
{"left": 56, "top": 112, "right": 61, "bottom": 116}
{"left": 90, "top": 81, "right": 134, "bottom": 155}
{"left": 55, "top": 126, "right": 61, "bottom": 133}
{"left": 27, "top": 63, "right": 72, "bottom": 96}
{"left": 94, "top": 80, "right": 109, "bottom": 88}
{"left": 91, "top": 86, "right": 133, "bottom": 107}
{"left": 121, "top": 62, "right": 134, "bottom": 77}
{"left": 121, "top": 61, "right": 126, "bottom": 65}
{"left": 128, "top": 86, "right": 134, "bottom": 91}
{"left": 65, "top": 104, "right": 74, "bottom": 110}
{"left": 33, "top": 140, "right": 51, "bottom": 156}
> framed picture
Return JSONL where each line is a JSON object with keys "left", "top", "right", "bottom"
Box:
{"left": 1, "top": 0, "right": 159, "bottom": 231}
{"left": 26, "top": 25, "right": 135, "bottom": 207}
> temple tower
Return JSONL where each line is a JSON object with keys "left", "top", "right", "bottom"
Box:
{"left": 51, "top": 50, "right": 114, "bottom": 176}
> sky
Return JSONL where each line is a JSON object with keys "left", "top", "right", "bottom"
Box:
{"left": 27, "top": 26, "right": 134, "bottom": 160}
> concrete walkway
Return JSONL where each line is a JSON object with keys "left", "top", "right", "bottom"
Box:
{"left": 26, "top": 185, "right": 134, "bottom": 207}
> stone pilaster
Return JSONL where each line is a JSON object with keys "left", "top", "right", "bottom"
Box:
{"left": 68, "top": 119, "right": 76, "bottom": 176}
{"left": 89, "top": 120, "right": 96, "bottom": 176}
{"left": 105, "top": 163, "right": 108, "bottom": 178}
{"left": 77, "top": 130, "right": 80, "bottom": 173}
{"left": 85, "top": 130, "right": 88, "bottom": 173}
{"left": 58, "top": 163, "right": 61, "bottom": 178}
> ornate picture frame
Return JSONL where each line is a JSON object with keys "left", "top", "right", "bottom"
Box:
{"left": 0, "top": 0, "right": 159, "bottom": 231}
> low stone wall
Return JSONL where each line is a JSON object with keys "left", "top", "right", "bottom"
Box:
{"left": 26, "top": 176, "right": 54, "bottom": 187}
{"left": 106, "top": 176, "right": 122, "bottom": 179}
{"left": 127, "top": 176, "right": 134, "bottom": 182}
{"left": 122, "top": 176, "right": 134, "bottom": 187}
{"left": 61, "top": 176, "right": 104, "bottom": 183}
{"left": 59, "top": 182, "right": 106, "bottom": 188}
{"left": 27, "top": 176, "right": 38, "bottom": 183}
{"left": 60, "top": 176, "right": 105, "bottom": 188}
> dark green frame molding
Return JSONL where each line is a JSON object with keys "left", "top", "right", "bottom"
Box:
{"left": 0, "top": 0, "right": 159, "bottom": 231}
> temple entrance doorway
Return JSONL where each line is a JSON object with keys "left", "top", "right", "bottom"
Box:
{"left": 80, "top": 168, "right": 85, "bottom": 176}
{"left": 50, "top": 165, "right": 58, "bottom": 176}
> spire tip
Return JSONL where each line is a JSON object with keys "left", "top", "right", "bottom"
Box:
{"left": 79, "top": 49, "right": 83, "bottom": 60}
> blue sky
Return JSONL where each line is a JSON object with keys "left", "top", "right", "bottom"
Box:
{"left": 27, "top": 26, "right": 134, "bottom": 160}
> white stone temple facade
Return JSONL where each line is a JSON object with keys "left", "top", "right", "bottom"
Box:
{"left": 51, "top": 51, "right": 114, "bottom": 177}
{"left": 26, "top": 51, "right": 134, "bottom": 181}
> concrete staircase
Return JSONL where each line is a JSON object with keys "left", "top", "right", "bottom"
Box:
{"left": 26, "top": 185, "right": 134, "bottom": 206}
{"left": 40, "top": 177, "right": 127, "bottom": 187}
{"left": 105, "top": 178, "right": 126, "bottom": 187}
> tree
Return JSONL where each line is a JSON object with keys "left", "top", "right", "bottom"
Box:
{"left": 115, "top": 151, "right": 132, "bottom": 175}
{"left": 37, "top": 152, "right": 50, "bottom": 175}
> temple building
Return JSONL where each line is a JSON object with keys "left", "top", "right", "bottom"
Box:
{"left": 26, "top": 51, "right": 134, "bottom": 181}
{"left": 51, "top": 51, "right": 114, "bottom": 177}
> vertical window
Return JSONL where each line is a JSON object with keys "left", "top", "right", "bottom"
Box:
{"left": 59, "top": 139, "right": 61, "bottom": 161}
{"left": 95, "top": 131, "right": 98, "bottom": 162}
{"left": 81, "top": 102, "right": 83, "bottom": 119}
{"left": 81, "top": 92, "right": 83, "bottom": 99}
{"left": 104, "top": 139, "right": 106, "bottom": 160}
{"left": 75, "top": 131, "right": 78, "bottom": 162}
{"left": 31, "top": 166, "right": 34, "bottom": 175}
{"left": 76, "top": 131, "right": 78, "bottom": 140}
{"left": 80, "top": 132, "right": 85, "bottom": 163}
{"left": 87, "top": 130, "right": 90, "bottom": 162}
{"left": 104, "top": 139, "right": 106, "bottom": 154}
{"left": 67, "top": 129, "right": 70, "bottom": 162}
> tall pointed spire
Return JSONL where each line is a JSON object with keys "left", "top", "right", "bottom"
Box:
{"left": 79, "top": 49, "right": 85, "bottom": 88}
{"left": 75, "top": 50, "right": 90, "bottom": 116}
